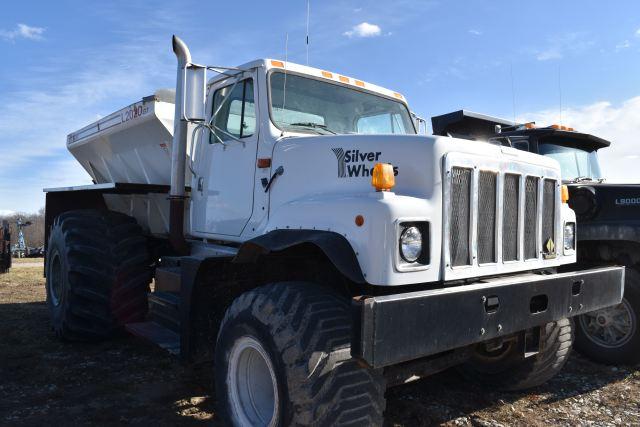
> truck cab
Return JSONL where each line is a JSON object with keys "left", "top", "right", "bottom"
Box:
{"left": 42, "top": 38, "right": 625, "bottom": 426}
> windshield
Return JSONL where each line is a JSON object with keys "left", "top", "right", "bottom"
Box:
{"left": 269, "top": 71, "right": 416, "bottom": 135}
{"left": 538, "top": 143, "right": 603, "bottom": 181}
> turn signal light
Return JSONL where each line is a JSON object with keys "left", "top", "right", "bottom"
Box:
{"left": 372, "top": 163, "right": 395, "bottom": 192}
{"left": 561, "top": 185, "right": 570, "bottom": 203}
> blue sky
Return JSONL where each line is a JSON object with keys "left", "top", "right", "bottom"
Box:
{"left": 1, "top": 0, "right": 639, "bottom": 213}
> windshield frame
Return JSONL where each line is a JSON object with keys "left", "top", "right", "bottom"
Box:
{"left": 266, "top": 69, "right": 416, "bottom": 136}
{"left": 537, "top": 141, "right": 604, "bottom": 181}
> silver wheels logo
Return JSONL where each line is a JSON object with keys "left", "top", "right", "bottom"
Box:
{"left": 331, "top": 148, "right": 398, "bottom": 178}
{"left": 332, "top": 148, "right": 347, "bottom": 178}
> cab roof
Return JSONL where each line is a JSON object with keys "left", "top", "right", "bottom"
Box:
{"left": 431, "top": 109, "right": 611, "bottom": 150}
{"left": 206, "top": 58, "right": 407, "bottom": 104}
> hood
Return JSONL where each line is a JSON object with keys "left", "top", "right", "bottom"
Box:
{"left": 269, "top": 134, "right": 559, "bottom": 206}
{"left": 568, "top": 182, "right": 640, "bottom": 223}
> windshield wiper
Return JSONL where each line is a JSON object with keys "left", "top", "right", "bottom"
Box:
{"left": 287, "top": 122, "right": 337, "bottom": 135}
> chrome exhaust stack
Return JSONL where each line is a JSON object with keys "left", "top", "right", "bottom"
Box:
{"left": 169, "top": 35, "right": 191, "bottom": 254}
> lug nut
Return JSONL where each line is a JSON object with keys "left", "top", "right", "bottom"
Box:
{"left": 480, "top": 328, "right": 486, "bottom": 336}
{"left": 497, "top": 324, "right": 503, "bottom": 332}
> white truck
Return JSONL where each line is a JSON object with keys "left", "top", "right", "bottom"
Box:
{"left": 44, "top": 36, "right": 624, "bottom": 426}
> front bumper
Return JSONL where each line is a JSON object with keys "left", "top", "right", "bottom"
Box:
{"left": 351, "top": 266, "right": 625, "bottom": 368}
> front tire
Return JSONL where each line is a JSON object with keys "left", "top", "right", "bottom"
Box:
{"left": 45, "top": 209, "right": 151, "bottom": 341}
{"left": 458, "top": 318, "right": 573, "bottom": 391}
{"left": 215, "top": 282, "right": 386, "bottom": 427}
{"left": 575, "top": 267, "right": 640, "bottom": 365}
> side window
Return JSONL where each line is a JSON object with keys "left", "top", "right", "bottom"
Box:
{"left": 357, "top": 113, "right": 407, "bottom": 134}
{"left": 210, "top": 79, "right": 255, "bottom": 142}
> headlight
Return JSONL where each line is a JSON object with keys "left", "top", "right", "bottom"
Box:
{"left": 564, "top": 223, "right": 575, "bottom": 251}
{"left": 400, "top": 226, "right": 422, "bottom": 262}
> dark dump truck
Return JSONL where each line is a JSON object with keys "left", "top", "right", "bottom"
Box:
{"left": 433, "top": 110, "right": 639, "bottom": 365}
{"left": 0, "top": 220, "right": 11, "bottom": 274}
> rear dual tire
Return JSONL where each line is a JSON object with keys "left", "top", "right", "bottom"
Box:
{"left": 45, "top": 209, "right": 151, "bottom": 341}
{"left": 215, "top": 282, "right": 386, "bottom": 427}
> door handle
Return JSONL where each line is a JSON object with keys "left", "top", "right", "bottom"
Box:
{"left": 262, "top": 166, "right": 284, "bottom": 193}
{"left": 197, "top": 177, "right": 204, "bottom": 193}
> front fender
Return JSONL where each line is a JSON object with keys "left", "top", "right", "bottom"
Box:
{"left": 234, "top": 229, "right": 365, "bottom": 283}
{"left": 258, "top": 192, "right": 441, "bottom": 286}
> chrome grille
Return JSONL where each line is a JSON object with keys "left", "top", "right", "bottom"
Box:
{"left": 477, "top": 171, "right": 497, "bottom": 264}
{"left": 524, "top": 177, "right": 539, "bottom": 259}
{"left": 542, "top": 179, "right": 556, "bottom": 252}
{"left": 446, "top": 163, "right": 559, "bottom": 270}
{"left": 449, "top": 167, "right": 472, "bottom": 267}
{"left": 502, "top": 174, "right": 520, "bottom": 262}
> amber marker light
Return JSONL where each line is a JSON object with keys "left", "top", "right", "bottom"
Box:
{"left": 321, "top": 71, "right": 333, "bottom": 78}
{"left": 355, "top": 215, "right": 365, "bottom": 227}
{"left": 271, "top": 60, "right": 285, "bottom": 68}
{"left": 371, "top": 163, "right": 395, "bottom": 192}
{"left": 561, "top": 185, "right": 570, "bottom": 203}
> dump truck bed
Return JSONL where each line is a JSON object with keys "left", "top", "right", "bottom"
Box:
{"left": 61, "top": 89, "right": 191, "bottom": 237}
{"left": 66, "top": 89, "right": 190, "bottom": 186}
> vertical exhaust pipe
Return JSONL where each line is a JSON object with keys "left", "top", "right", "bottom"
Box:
{"left": 169, "top": 35, "right": 190, "bottom": 254}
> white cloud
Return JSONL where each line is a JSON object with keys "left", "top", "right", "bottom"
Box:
{"left": 468, "top": 29, "right": 482, "bottom": 36}
{"left": 535, "top": 32, "right": 594, "bottom": 61}
{"left": 343, "top": 22, "right": 382, "bottom": 38}
{"left": 0, "top": 23, "right": 45, "bottom": 41}
{"left": 520, "top": 96, "right": 640, "bottom": 181}
{"left": 636, "top": 28, "right": 640, "bottom": 37}
{"left": 536, "top": 48, "right": 562, "bottom": 61}
{"left": 616, "top": 39, "right": 631, "bottom": 51}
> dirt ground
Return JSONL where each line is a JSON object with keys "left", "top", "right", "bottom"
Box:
{"left": 1, "top": 261, "right": 639, "bottom": 426}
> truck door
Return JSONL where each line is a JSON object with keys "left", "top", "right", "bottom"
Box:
{"left": 191, "top": 76, "right": 259, "bottom": 237}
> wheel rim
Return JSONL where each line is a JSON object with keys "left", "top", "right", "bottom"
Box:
{"left": 579, "top": 299, "right": 636, "bottom": 348}
{"left": 227, "top": 336, "right": 279, "bottom": 427}
{"left": 48, "top": 252, "right": 63, "bottom": 307}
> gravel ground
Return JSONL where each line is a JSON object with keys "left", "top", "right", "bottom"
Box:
{"left": 1, "top": 261, "right": 638, "bottom": 426}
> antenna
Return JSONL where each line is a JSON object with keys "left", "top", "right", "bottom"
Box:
{"left": 558, "top": 64, "right": 563, "bottom": 126}
{"left": 306, "top": 0, "right": 310, "bottom": 65}
{"left": 510, "top": 62, "right": 516, "bottom": 124}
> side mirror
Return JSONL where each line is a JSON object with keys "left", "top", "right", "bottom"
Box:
{"left": 183, "top": 64, "right": 206, "bottom": 122}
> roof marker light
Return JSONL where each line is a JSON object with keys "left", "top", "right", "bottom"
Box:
{"left": 355, "top": 80, "right": 365, "bottom": 87}
{"left": 271, "top": 60, "right": 285, "bottom": 68}
{"left": 393, "top": 92, "right": 403, "bottom": 99}
{"left": 339, "top": 75, "right": 349, "bottom": 83}
{"left": 321, "top": 71, "right": 333, "bottom": 78}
